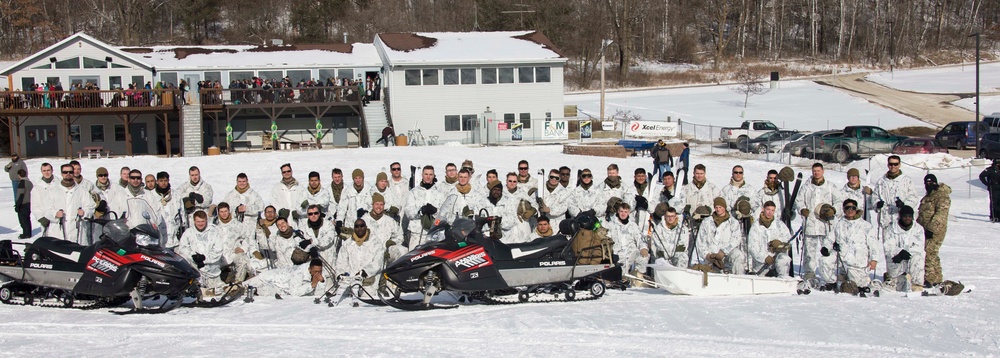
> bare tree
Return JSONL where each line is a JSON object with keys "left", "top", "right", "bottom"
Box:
{"left": 731, "top": 66, "right": 769, "bottom": 108}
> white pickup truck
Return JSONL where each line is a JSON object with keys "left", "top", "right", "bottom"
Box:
{"left": 719, "top": 120, "right": 778, "bottom": 148}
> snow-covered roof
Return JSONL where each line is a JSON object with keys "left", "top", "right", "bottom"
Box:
{"left": 0, "top": 32, "right": 153, "bottom": 75}
{"left": 118, "top": 43, "right": 383, "bottom": 70}
{"left": 376, "top": 31, "right": 566, "bottom": 66}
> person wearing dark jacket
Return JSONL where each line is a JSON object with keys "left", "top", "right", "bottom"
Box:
{"left": 376, "top": 125, "right": 395, "bottom": 147}
{"left": 650, "top": 140, "right": 674, "bottom": 183}
{"left": 5, "top": 153, "right": 27, "bottom": 199}
{"left": 980, "top": 159, "right": 1000, "bottom": 222}
{"left": 677, "top": 143, "right": 691, "bottom": 185}
{"left": 15, "top": 169, "right": 32, "bottom": 238}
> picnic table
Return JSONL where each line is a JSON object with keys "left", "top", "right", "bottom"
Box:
{"left": 79, "top": 146, "right": 110, "bottom": 159}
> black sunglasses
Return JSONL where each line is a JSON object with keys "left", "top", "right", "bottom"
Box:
{"left": 97, "top": 174, "right": 108, "bottom": 177}
{"left": 61, "top": 171, "right": 73, "bottom": 174}
{"left": 549, "top": 176, "right": 560, "bottom": 180}
{"left": 887, "top": 162, "right": 901, "bottom": 167}
{"left": 129, "top": 176, "right": 141, "bottom": 180}
{"left": 732, "top": 171, "right": 744, "bottom": 174}
{"left": 581, "top": 174, "right": 593, "bottom": 178}
{"left": 560, "top": 172, "right": 570, "bottom": 176}
{"left": 844, "top": 206, "right": 858, "bottom": 211}
{"left": 518, "top": 167, "right": 529, "bottom": 170}
{"left": 307, "top": 212, "right": 320, "bottom": 216}
{"left": 391, "top": 167, "right": 401, "bottom": 171}
{"left": 354, "top": 224, "right": 366, "bottom": 228}
{"left": 281, "top": 170, "right": 292, "bottom": 173}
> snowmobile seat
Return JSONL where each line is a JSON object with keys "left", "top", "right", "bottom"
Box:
{"left": 505, "top": 235, "right": 570, "bottom": 260}
{"left": 28, "top": 237, "right": 89, "bottom": 263}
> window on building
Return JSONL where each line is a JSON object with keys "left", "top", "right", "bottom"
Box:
{"left": 258, "top": 70, "right": 282, "bottom": 81}
{"left": 287, "top": 70, "right": 310, "bottom": 85}
{"left": 338, "top": 69, "right": 354, "bottom": 80}
{"left": 69, "top": 76, "right": 100, "bottom": 87}
{"left": 110, "top": 63, "right": 130, "bottom": 69}
{"left": 498, "top": 68, "right": 514, "bottom": 83}
{"left": 536, "top": 67, "right": 551, "bottom": 82}
{"left": 229, "top": 71, "right": 253, "bottom": 81}
{"left": 443, "top": 69, "right": 459, "bottom": 85}
{"left": 90, "top": 125, "right": 105, "bottom": 142}
{"left": 405, "top": 70, "right": 421, "bottom": 85}
{"left": 55, "top": 57, "right": 80, "bottom": 69}
{"left": 204, "top": 72, "right": 221, "bottom": 85}
{"left": 504, "top": 113, "right": 515, "bottom": 127}
{"left": 482, "top": 68, "right": 497, "bottom": 84}
{"left": 82, "top": 57, "right": 107, "bottom": 69}
{"left": 132, "top": 76, "right": 145, "bottom": 87}
{"left": 461, "top": 114, "right": 477, "bottom": 131}
{"left": 460, "top": 69, "right": 476, "bottom": 84}
{"left": 32, "top": 64, "right": 51, "bottom": 70}
{"left": 110, "top": 76, "right": 123, "bottom": 89}
{"left": 21, "top": 77, "right": 34, "bottom": 91}
{"left": 114, "top": 125, "right": 126, "bottom": 142}
{"left": 545, "top": 112, "right": 552, "bottom": 121}
{"left": 422, "top": 69, "right": 438, "bottom": 85}
{"left": 319, "top": 69, "right": 337, "bottom": 81}
{"left": 520, "top": 113, "right": 531, "bottom": 129}
{"left": 160, "top": 72, "right": 179, "bottom": 87}
{"left": 46, "top": 77, "right": 60, "bottom": 86}
{"left": 445, "top": 115, "right": 462, "bottom": 131}
{"left": 518, "top": 67, "right": 534, "bottom": 83}
{"left": 70, "top": 125, "right": 81, "bottom": 142}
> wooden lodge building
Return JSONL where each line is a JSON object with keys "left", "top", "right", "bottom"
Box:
{"left": 0, "top": 31, "right": 566, "bottom": 158}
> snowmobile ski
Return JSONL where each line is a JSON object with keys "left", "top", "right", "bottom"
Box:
{"left": 182, "top": 285, "right": 245, "bottom": 308}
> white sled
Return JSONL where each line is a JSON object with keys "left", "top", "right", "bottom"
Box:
{"left": 650, "top": 264, "right": 799, "bottom": 296}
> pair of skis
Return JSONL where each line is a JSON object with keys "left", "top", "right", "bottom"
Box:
{"left": 779, "top": 171, "right": 804, "bottom": 278}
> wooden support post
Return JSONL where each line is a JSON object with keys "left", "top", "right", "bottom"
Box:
{"left": 63, "top": 116, "right": 72, "bottom": 159}
{"left": 162, "top": 113, "right": 172, "bottom": 158}
{"left": 123, "top": 114, "right": 133, "bottom": 156}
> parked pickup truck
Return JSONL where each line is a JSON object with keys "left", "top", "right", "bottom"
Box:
{"left": 801, "top": 125, "right": 907, "bottom": 163}
{"left": 719, "top": 120, "right": 778, "bottom": 148}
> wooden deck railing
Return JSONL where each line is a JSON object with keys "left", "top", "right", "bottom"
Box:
{"left": 0, "top": 89, "right": 178, "bottom": 114}
{"left": 198, "top": 85, "right": 365, "bottom": 108}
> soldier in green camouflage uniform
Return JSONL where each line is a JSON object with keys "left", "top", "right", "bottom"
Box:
{"left": 917, "top": 174, "right": 950, "bottom": 285}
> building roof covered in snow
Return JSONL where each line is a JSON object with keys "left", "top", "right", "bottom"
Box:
{"left": 375, "top": 31, "right": 566, "bottom": 66}
{"left": 118, "top": 43, "right": 383, "bottom": 70}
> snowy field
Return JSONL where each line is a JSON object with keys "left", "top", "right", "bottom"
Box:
{"left": 0, "top": 145, "right": 997, "bottom": 356}
{"left": 865, "top": 63, "right": 1000, "bottom": 94}
{"left": 953, "top": 95, "right": 1000, "bottom": 117}
{"left": 565, "top": 80, "right": 930, "bottom": 137}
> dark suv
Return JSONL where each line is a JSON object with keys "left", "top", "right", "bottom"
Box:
{"left": 936, "top": 121, "right": 991, "bottom": 150}
{"left": 981, "top": 132, "right": 1000, "bottom": 159}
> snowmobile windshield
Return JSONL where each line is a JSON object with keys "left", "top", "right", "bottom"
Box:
{"left": 125, "top": 198, "right": 166, "bottom": 249}
{"left": 425, "top": 195, "right": 460, "bottom": 243}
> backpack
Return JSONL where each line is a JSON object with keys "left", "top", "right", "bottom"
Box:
{"left": 571, "top": 226, "right": 614, "bottom": 265}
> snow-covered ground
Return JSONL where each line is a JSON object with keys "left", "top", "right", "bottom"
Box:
{"left": 565, "top": 80, "right": 930, "bottom": 140}
{"left": 953, "top": 95, "right": 1000, "bottom": 117}
{"left": 0, "top": 145, "right": 996, "bottom": 356}
{"left": 865, "top": 63, "right": 1000, "bottom": 94}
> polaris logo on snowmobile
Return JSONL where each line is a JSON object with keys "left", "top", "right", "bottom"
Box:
{"left": 538, "top": 261, "right": 567, "bottom": 267}
{"left": 454, "top": 252, "right": 488, "bottom": 269}
{"left": 410, "top": 250, "right": 435, "bottom": 262}
{"left": 141, "top": 255, "right": 166, "bottom": 268}
{"left": 29, "top": 263, "right": 53, "bottom": 269}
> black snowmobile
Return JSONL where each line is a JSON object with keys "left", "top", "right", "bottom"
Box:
{"left": 378, "top": 196, "right": 619, "bottom": 310}
{"left": 0, "top": 199, "right": 241, "bottom": 314}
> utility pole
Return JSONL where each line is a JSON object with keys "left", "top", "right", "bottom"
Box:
{"left": 600, "top": 39, "right": 613, "bottom": 123}
{"left": 970, "top": 32, "right": 981, "bottom": 158}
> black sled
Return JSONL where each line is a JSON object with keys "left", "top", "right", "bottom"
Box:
{"left": 0, "top": 199, "right": 209, "bottom": 314}
{"left": 379, "top": 196, "right": 618, "bottom": 310}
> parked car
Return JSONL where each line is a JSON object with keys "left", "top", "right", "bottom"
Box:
{"left": 742, "top": 130, "right": 802, "bottom": 153}
{"left": 801, "top": 125, "right": 907, "bottom": 163}
{"left": 891, "top": 138, "right": 949, "bottom": 155}
{"left": 935, "top": 121, "right": 991, "bottom": 150}
{"left": 719, "top": 120, "right": 778, "bottom": 148}
{"left": 980, "top": 132, "right": 1000, "bottom": 159}
{"left": 785, "top": 130, "right": 842, "bottom": 157}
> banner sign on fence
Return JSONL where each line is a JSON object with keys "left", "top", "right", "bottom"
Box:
{"left": 581, "top": 121, "right": 592, "bottom": 139}
{"left": 511, "top": 123, "right": 523, "bottom": 141}
{"left": 497, "top": 122, "right": 508, "bottom": 131}
{"left": 626, "top": 120, "right": 678, "bottom": 138}
{"left": 601, "top": 121, "right": 616, "bottom": 131}
{"left": 543, "top": 120, "right": 568, "bottom": 140}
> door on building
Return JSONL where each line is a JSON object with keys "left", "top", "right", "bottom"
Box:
{"left": 183, "top": 74, "right": 201, "bottom": 104}
{"left": 130, "top": 123, "right": 148, "bottom": 154}
{"left": 24, "top": 125, "right": 59, "bottom": 157}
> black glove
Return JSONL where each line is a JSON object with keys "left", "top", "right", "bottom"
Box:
{"left": 192, "top": 253, "right": 206, "bottom": 268}
{"left": 388, "top": 206, "right": 400, "bottom": 216}
{"left": 650, "top": 212, "right": 662, "bottom": 223}
{"left": 335, "top": 220, "right": 344, "bottom": 235}
{"left": 832, "top": 242, "right": 841, "bottom": 252}
{"left": 892, "top": 249, "right": 912, "bottom": 263}
{"left": 277, "top": 208, "right": 290, "bottom": 219}
{"left": 421, "top": 204, "right": 437, "bottom": 216}
{"left": 662, "top": 187, "right": 674, "bottom": 201}
{"left": 634, "top": 195, "right": 649, "bottom": 212}
{"left": 189, "top": 192, "right": 204, "bottom": 204}
{"left": 357, "top": 208, "right": 368, "bottom": 218}
{"left": 38, "top": 217, "right": 50, "bottom": 227}
{"left": 875, "top": 200, "right": 885, "bottom": 210}
{"left": 298, "top": 239, "right": 311, "bottom": 249}
{"left": 360, "top": 270, "right": 369, "bottom": 278}
{"left": 895, "top": 198, "right": 905, "bottom": 209}
{"left": 682, "top": 205, "right": 691, "bottom": 216}
{"left": 925, "top": 230, "right": 933, "bottom": 240}
{"left": 820, "top": 247, "right": 830, "bottom": 257}
{"left": 309, "top": 247, "right": 320, "bottom": 258}
{"left": 300, "top": 200, "right": 309, "bottom": 209}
